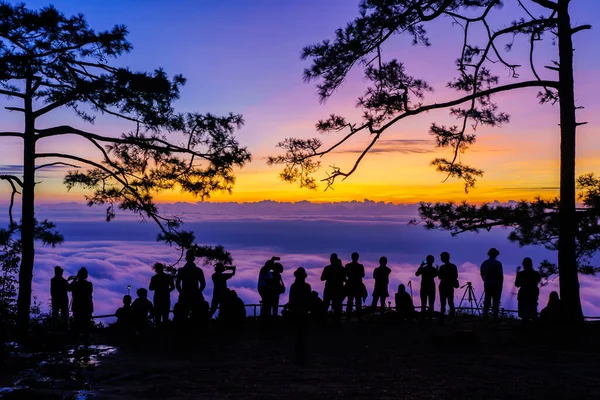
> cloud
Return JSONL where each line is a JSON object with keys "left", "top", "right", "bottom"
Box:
{"left": 23, "top": 215, "right": 600, "bottom": 319}
{"left": 338, "top": 139, "right": 435, "bottom": 155}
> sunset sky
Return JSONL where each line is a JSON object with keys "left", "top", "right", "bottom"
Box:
{"left": 0, "top": 0, "right": 599, "bottom": 205}
{"left": 2, "top": 1, "right": 600, "bottom": 318}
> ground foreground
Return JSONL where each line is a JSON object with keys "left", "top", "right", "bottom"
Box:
{"left": 87, "top": 319, "right": 600, "bottom": 400}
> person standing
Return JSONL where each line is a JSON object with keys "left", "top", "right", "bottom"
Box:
{"left": 480, "top": 248, "right": 504, "bottom": 320}
{"left": 149, "top": 263, "right": 175, "bottom": 326}
{"left": 344, "top": 252, "right": 365, "bottom": 317}
{"left": 371, "top": 256, "right": 392, "bottom": 313}
{"left": 415, "top": 255, "right": 438, "bottom": 318}
{"left": 257, "top": 258, "right": 275, "bottom": 319}
{"left": 289, "top": 267, "right": 312, "bottom": 363}
{"left": 51, "top": 266, "right": 69, "bottom": 332}
{"left": 176, "top": 249, "right": 206, "bottom": 322}
{"left": 69, "top": 267, "right": 93, "bottom": 347}
{"left": 515, "top": 257, "right": 541, "bottom": 322}
{"left": 321, "top": 253, "right": 346, "bottom": 322}
{"left": 210, "top": 263, "right": 236, "bottom": 316}
{"left": 438, "top": 252, "right": 459, "bottom": 320}
{"left": 271, "top": 262, "right": 285, "bottom": 316}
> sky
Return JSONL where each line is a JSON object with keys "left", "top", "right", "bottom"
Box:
{"left": 1, "top": 1, "right": 600, "bottom": 318}
{"left": 0, "top": 0, "right": 599, "bottom": 203}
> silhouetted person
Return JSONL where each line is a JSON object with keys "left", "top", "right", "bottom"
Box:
{"left": 540, "top": 291, "right": 564, "bottom": 325}
{"left": 289, "top": 267, "right": 312, "bottom": 363}
{"left": 415, "top": 255, "right": 438, "bottom": 318}
{"left": 372, "top": 256, "right": 391, "bottom": 313}
{"left": 149, "top": 263, "right": 175, "bottom": 326}
{"left": 69, "top": 267, "right": 93, "bottom": 347}
{"left": 257, "top": 258, "right": 275, "bottom": 319}
{"left": 51, "top": 266, "right": 69, "bottom": 332}
{"left": 321, "top": 253, "right": 346, "bottom": 321}
{"left": 271, "top": 262, "right": 285, "bottom": 316}
{"left": 481, "top": 248, "right": 503, "bottom": 320}
{"left": 309, "top": 290, "right": 327, "bottom": 322}
{"left": 515, "top": 257, "right": 541, "bottom": 322}
{"left": 344, "top": 252, "right": 365, "bottom": 316}
{"left": 176, "top": 249, "right": 206, "bottom": 322}
{"left": 395, "top": 284, "right": 415, "bottom": 322}
{"left": 217, "top": 289, "right": 246, "bottom": 328}
{"left": 210, "top": 263, "right": 236, "bottom": 316}
{"left": 115, "top": 295, "right": 134, "bottom": 336}
{"left": 132, "top": 288, "right": 154, "bottom": 335}
{"left": 438, "top": 252, "right": 459, "bottom": 320}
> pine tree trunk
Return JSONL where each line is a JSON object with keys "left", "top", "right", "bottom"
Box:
{"left": 557, "top": 0, "right": 583, "bottom": 320}
{"left": 16, "top": 81, "right": 35, "bottom": 339}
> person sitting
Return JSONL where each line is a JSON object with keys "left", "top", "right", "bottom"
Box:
{"left": 219, "top": 289, "right": 246, "bottom": 328}
{"left": 395, "top": 284, "right": 415, "bottom": 322}
{"left": 309, "top": 291, "right": 327, "bottom": 322}
{"left": 540, "top": 291, "right": 563, "bottom": 325}
{"left": 515, "top": 257, "right": 541, "bottom": 322}
{"left": 115, "top": 295, "right": 134, "bottom": 336}
{"left": 131, "top": 288, "right": 154, "bottom": 335}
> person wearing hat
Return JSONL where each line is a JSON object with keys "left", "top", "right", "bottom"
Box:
{"left": 289, "top": 267, "right": 312, "bottom": 364}
{"left": 210, "top": 262, "right": 236, "bottom": 316}
{"left": 480, "top": 248, "right": 504, "bottom": 319}
{"left": 51, "top": 266, "right": 69, "bottom": 331}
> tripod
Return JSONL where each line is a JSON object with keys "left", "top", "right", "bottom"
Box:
{"left": 457, "top": 282, "right": 481, "bottom": 316}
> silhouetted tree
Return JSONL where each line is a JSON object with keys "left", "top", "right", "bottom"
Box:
{"left": 268, "top": 0, "right": 590, "bottom": 319}
{"left": 416, "top": 173, "right": 600, "bottom": 282}
{"left": 0, "top": 3, "right": 251, "bottom": 336}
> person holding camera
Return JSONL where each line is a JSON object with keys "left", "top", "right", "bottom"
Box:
{"left": 415, "top": 255, "right": 438, "bottom": 318}
{"left": 257, "top": 257, "right": 278, "bottom": 319}
{"left": 68, "top": 267, "right": 93, "bottom": 346}
{"left": 438, "top": 252, "right": 459, "bottom": 321}
{"left": 210, "top": 262, "right": 236, "bottom": 316}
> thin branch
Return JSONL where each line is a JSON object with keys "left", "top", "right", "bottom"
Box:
{"left": 35, "top": 162, "right": 81, "bottom": 171}
{"left": 530, "top": 0, "right": 557, "bottom": 10}
{"left": 0, "top": 88, "right": 25, "bottom": 99}
{"left": 571, "top": 24, "right": 592, "bottom": 35}
{"left": 0, "top": 131, "right": 23, "bottom": 138}
{"left": 35, "top": 152, "right": 172, "bottom": 237}
{"left": 0, "top": 175, "right": 23, "bottom": 227}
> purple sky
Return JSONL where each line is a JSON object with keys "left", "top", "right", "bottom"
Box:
{"left": 1, "top": 2, "right": 599, "bottom": 319}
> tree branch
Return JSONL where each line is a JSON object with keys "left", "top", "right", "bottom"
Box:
{"left": 0, "top": 175, "right": 23, "bottom": 227}
{"left": 0, "top": 131, "right": 23, "bottom": 138}
{"left": 35, "top": 162, "right": 81, "bottom": 171}
{"left": 531, "top": 0, "right": 558, "bottom": 10}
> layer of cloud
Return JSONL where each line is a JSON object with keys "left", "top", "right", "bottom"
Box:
{"left": 22, "top": 216, "right": 600, "bottom": 319}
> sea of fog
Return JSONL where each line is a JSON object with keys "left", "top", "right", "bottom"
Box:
{"left": 3, "top": 201, "right": 600, "bottom": 318}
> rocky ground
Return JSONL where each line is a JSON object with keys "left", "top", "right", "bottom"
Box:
{"left": 84, "top": 318, "right": 600, "bottom": 400}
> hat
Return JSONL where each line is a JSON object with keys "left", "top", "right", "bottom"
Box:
{"left": 488, "top": 248, "right": 500, "bottom": 257}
